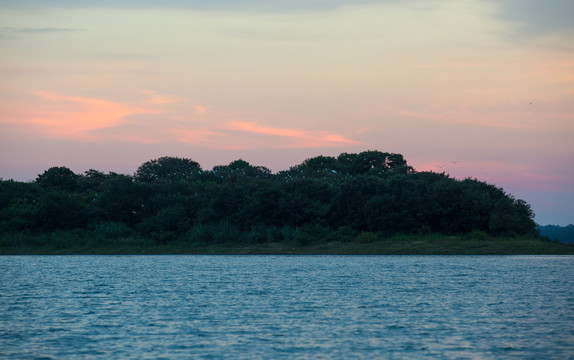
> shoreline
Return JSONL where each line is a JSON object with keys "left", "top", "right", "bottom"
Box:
{"left": 2, "top": 234, "right": 573, "bottom": 255}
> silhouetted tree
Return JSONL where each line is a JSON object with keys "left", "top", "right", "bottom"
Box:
{"left": 97, "top": 174, "right": 147, "bottom": 225}
{"left": 212, "top": 159, "right": 271, "bottom": 182}
{"left": 36, "top": 166, "right": 78, "bottom": 191}
{"left": 135, "top": 156, "right": 202, "bottom": 183}
{"left": 0, "top": 151, "right": 539, "bottom": 241}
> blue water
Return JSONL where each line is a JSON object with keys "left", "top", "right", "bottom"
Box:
{"left": 1, "top": 256, "right": 573, "bottom": 359}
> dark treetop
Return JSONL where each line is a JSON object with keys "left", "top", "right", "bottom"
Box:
{"left": 0, "top": 151, "right": 538, "bottom": 247}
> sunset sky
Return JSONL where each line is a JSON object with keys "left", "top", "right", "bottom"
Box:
{"left": 1, "top": 0, "right": 573, "bottom": 225}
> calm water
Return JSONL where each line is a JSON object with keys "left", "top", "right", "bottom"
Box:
{"left": 1, "top": 256, "right": 573, "bottom": 359}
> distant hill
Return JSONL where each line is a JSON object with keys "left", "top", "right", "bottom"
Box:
{"left": 538, "top": 225, "right": 574, "bottom": 244}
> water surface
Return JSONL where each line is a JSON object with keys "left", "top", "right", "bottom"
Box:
{"left": 1, "top": 256, "right": 573, "bottom": 359}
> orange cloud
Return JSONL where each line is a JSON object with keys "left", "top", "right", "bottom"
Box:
{"left": 193, "top": 105, "right": 208, "bottom": 115}
{"left": 224, "top": 120, "right": 362, "bottom": 148}
{"left": 27, "top": 91, "right": 158, "bottom": 140}
{"left": 3, "top": 91, "right": 359, "bottom": 149}
{"left": 139, "top": 90, "right": 181, "bottom": 105}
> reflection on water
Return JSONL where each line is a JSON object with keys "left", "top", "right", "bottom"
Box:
{"left": 1, "top": 255, "right": 573, "bottom": 359}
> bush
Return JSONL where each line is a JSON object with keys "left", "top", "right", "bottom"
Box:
{"left": 211, "top": 221, "right": 241, "bottom": 243}
{"left": 240, "top": 225, "right": 273, "bottom": 244}
{"left": 356, "top": 231, "right": 378, "bottom": 243}
{"left": 337, "top": 226, "right": 356, "bottom": 242}
{"left": 94, "top": 222, "right": 132, "bottom": 239}
{"left": 467, "top": 229, "right": 488, "bottom": 241}
{"left": 185, "top": 223, "right": 214, "bottom": 244}
{"left": 294, "top": 223, "right": 332, "bottom": 246}
{"left": 279, "top": 226, "right": 297, "bottom": 242}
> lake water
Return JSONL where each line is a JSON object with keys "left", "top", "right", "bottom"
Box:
{"left": 1, "top": 256, "right": 573, "bottom": 359}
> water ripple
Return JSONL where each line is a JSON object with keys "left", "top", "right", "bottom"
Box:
{"left": 1, "top": 255, "right": 573, "bottom": 359}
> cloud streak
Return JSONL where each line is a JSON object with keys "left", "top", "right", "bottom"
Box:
{"left": 3, "top": 90, "right": 358, "bottom": 149}
{"left": 0, "top": 27, "right": 82, "bottom": 40}
{"left": 3, "top": 91, "right": 159, "bottom": 141}
{"left": 223, "top": 121, "right": 362, "bottom": 148}
{"left": 0, "top": 0, "right": 390, "bottom": 11}
{"left": 2, "top": 27, "right": 79, "bottom": 33}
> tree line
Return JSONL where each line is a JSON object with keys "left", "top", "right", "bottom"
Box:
{"left": 0, "top": 151, "right": 537, "bottom": 245}
{"left": 538, "top": 225, "right": 574, "bottom": 244}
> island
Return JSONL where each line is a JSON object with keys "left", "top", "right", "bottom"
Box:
{"left": 1, "top": 151, "right": 572, "bottom": 255}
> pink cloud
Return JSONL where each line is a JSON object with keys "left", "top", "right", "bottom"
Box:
{"left": 139, "top": 90, "right": 181, "bottom": 105}
{"left": 193, "top": 105, "right": 208, "bottom": 115}
{"left": 223, "top": 120, "right": 362, "bottom": 148}
{"left": 139, "top": 90, "right": 207, "bottom": 115}
{"left": 1, "top": 90, "right": 214, "bottom": 144}
{"left": 17, "top": 91, "right": 159, "bottom": 140}
{"left": 3, "top": 90, "right": 360, "bottom": 149}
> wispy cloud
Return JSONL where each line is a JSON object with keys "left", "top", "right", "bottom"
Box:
{"left": 6, "top": 90, "right": 352, "bottom": 148}
{"left": 0, "top": 27, "right": 82, "bottom": 40}
{"left": 139, "top": 90, "right": 181, "bottom": 105}
{"left": 223, "top": 120, "right": 362, "bottom": 148}
{"left": 2, "top": 26, "right": 79, "bottom": 33}
{"left": 24, "top": 90, "right": 211, "bottom": 143}
{"left": 0, "top": 0, "right": 388, "bottom": 12}
{"left": 10, "top": 91, "right": 159, "bottom": 141}
{"left": 193, "top": 105, "right": 208, "bottom": 115}
{"left": 0, "top": 26, "right": 82, "bottom": 40}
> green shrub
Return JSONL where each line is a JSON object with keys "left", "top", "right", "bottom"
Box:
{"left": 211, "top": 221, "right": 240, "bottom": 243}
{"left": 278, "top": 226, "right": 296, "bottom": 242}
{"left": 94, "top": 222, "right": 132, "bottom": 239}
{"left": 468, "top": 229, "right": 488, "bottom": 241}
{"left": 356, "top": 231, "right": 378, "bottom": 243}
{"left": 185, "top": 223, "right": 214, "bottom": 244}
{"left": 337, "top": 226, "right": 356, "bottom": 242}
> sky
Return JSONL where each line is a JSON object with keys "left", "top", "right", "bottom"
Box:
{"left": 0, "top": 0, "right": 573, "bottom": 226}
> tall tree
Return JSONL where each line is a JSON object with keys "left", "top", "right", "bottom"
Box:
{"left": 212, "top": 160, "right": 271, "bottom": 182}
{"left": 36, "top": 166, "right": 78, "bottom": 191}
{"left": 135, "top": 157, "right": 202, "bottom": 183}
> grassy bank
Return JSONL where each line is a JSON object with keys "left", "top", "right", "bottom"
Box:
{"left": 1, "top": 231, "right": 573, "bottom": 255}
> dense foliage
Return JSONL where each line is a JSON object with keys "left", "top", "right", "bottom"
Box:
{"left": 0, "top": 151, "right": 537, "bottom": 245}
